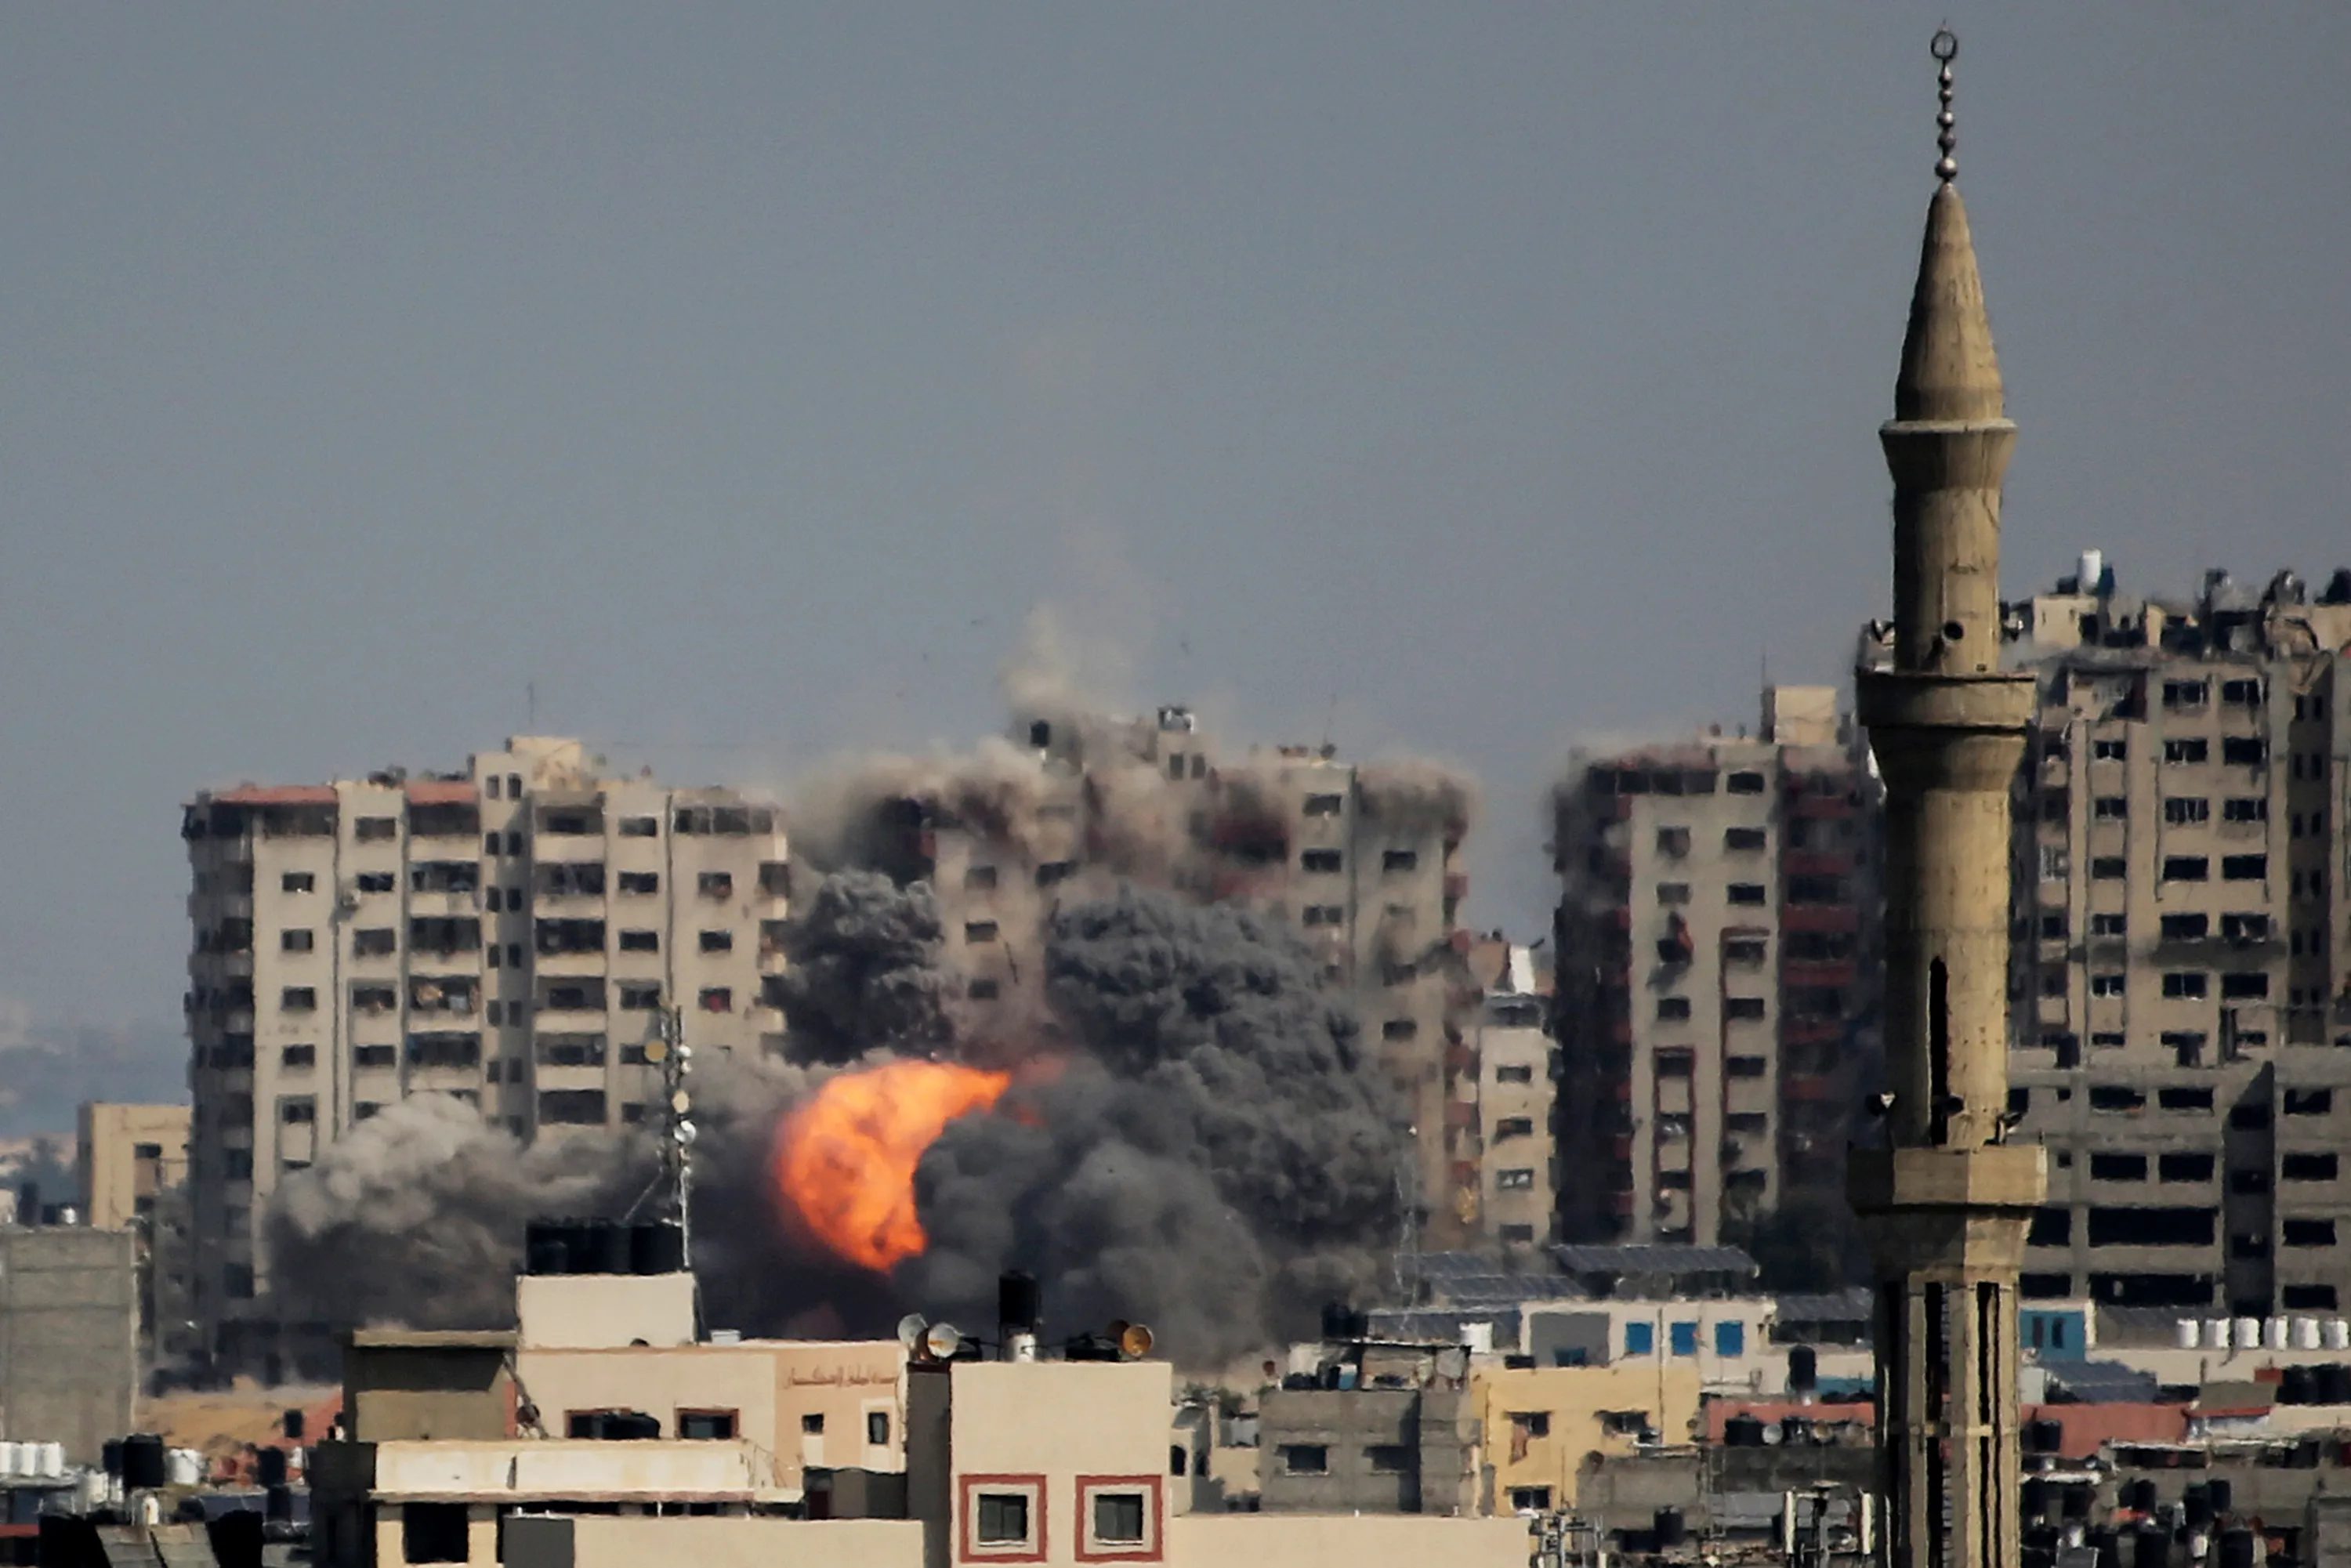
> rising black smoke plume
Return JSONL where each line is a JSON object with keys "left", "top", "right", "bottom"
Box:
{"left": 900, "top": 887, "right": 1406, "bottom": 1365}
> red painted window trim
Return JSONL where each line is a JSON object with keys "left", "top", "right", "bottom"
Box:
{"left": 1074, "top": 1474, "right": 1165, "bottom": 1563}
{"left": 958, "top": 1472, "right": 1047, "bottom": 1564}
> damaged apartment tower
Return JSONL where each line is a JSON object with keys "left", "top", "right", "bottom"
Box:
{"left": 1846, "top": 35, "right": 2045, "bottom": 1568}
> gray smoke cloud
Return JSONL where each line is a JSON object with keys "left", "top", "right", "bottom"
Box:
{"left": 899, "top": 887, "right": 1406, "bottom": 1366}
{"left": 266, "top": 1093, "right": 655, "bottom": 1332}
{"left": 775, "top": 869, "right": 951, "bottom": 1066}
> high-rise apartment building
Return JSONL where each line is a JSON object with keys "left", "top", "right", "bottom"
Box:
{"left": 1550, "top": 688, "right": 1880, "bottom": 1246}
{"left": 181, "top": 737, "right": 787, "bottom": 1370}
{"left": 858, "top": 705, "right": 1480, "bottom": 1248}
{"left": 1992, "top": 561, "right": 2351, "bottom": 1314}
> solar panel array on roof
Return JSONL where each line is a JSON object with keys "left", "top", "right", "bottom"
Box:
{"left": 2043, "top": 1360, "right": 2160, "bottom": 1403}
{"left": 1415, "top": 1251, "right": 1584, "bottom": 1307}
{"left": 1549, "top": 1244, "right": 1760, "bottom": 1278}
{"left": 1773, "top": 1288, "right": 1873, "bottom": 1323}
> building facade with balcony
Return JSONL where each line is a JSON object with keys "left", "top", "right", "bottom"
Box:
{"left": 1550, "top": 688, "right": 1880, "bottom": 1246}
{"left": 180, "top": 736, "right": 786, "bottom": 1372}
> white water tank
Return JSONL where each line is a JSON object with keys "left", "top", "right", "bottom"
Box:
{"left": 0, "top": 1441, "right": 22, "bottom": 1478}
{"left": 2179, "top": 1319, "right": 2202, "bottom": 1349}
{"left": 1459, "top": 1321, "right": 1494, "bottom": 1356}
{"left": 2296, "top": 1319, "right": 2323, "bottom": 1351}
{"left": 35, "top": 1442, "right": 64, "bottom": 1477}
{"left": 2268, "top": 1317, "right": 2291, "bottom": 1350}
{"left": 167, "top": 1449, "right": 205, "bottom": 1487}
{"left": 2208, "top": 1317, "right": 2234, "bottom": 1350}
{"left": 2236, "top": 1317, "right": 2263, "bottom": 1349}
{"left": 2078, "top": 550, "right": 2106, "bottom": 596}
{"left": 2329, "top": 1320, "right": 2351, "bottom": 1351}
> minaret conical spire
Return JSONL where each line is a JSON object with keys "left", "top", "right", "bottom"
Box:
{"left": 1895, "top": 185, "right": 2005, "bottom": 423}
{"left": 1894, "top": 34, "right": 2003, "bottom": 423}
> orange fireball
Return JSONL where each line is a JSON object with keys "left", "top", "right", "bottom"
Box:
{"left": 773, "top": 1059, "right": 1012, "bottom": 1272}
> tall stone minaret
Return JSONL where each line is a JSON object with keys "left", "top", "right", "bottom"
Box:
{"left": 1850, "top": 31, "right": 2047, "bottom": 1568}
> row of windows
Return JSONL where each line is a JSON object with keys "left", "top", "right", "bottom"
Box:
{"left": 2042, "top": 1084, "right": 2335, "bottom": 1118}
{"left": 2030, "top": 1208, "right": 2342, "bottom": 1249}
{"left": 1654, "top": 827, "right": 1773, "bottom": 856}
{"left": 1290, "top": 847, "right": 1422, "bottom": 874}
{"left": 254, "top": 979, "right": 748, "bottom": 1019}
{"left": 1654, "top": 879, "right": 1843, "bottom": 907}
{"left": 1622, "top": 1320, "right": 1748, "bottom": 1357}
{"left": 2077, "top": 970, "right": 2278, "bottom": 1001}
{"left": 1650, "top": 1049, "right": 1771, "bottom": 1079}
{"left": 1654, "top": 996, "right": 1802, "bottom": 1023}
{"left": 1592, "top": 768, "right": 1775, "bottom": 797}
{"left": 965, "top": 1479, "right": 1154, "bottom": 1555}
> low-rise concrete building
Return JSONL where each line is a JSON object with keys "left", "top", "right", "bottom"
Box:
{"left": 1473, "top": 1362, "right": 1702, "bottom": 1513}
{"left": 0, "top": 1225, "right": 138, "bottom": 1463}
{"left": 513, "top": 1270, "right": 905, "bottom": 1494}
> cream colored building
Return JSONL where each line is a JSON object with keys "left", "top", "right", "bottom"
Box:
{"left": 76, "top": 1102, "right": 194, "bottom": 1363}
{"left": 322, "top": 1312, "right": 1531, "bottom": 1568}
{"left": 181, "top": 737, "right": 787, "bottom": 1371}
{"left": 513, "top": 1270, "right": 905, "bottom": 1494}
{"left": 1469, "top": 945, "right": 1553, "bottom": 1253}
{"left": 76, "top": 1103, "right": 189, "bottom": 1231}
{"left": 1471, "top": 1361, "right": 1702, "bottom": 1513}
{"left": 1551, "top": 687, "right": 1880, "bottom": 1244}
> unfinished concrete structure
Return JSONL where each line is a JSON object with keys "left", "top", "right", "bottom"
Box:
{"left": 1846, "top": 36, "right": 2045, "bottom": 1568}
{"left": 1551, "top": 687, "right": 1879, "bottom": 1245}
{"left": 181, "top": 737, "right": 787, "bottom": 1371}
{"left": 0, "top": 1225, "right": 138, "bottom": 1464}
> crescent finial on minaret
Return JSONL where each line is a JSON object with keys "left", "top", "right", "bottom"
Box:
{"left": 1933, "top": 29, "right": 1958, "bottom": 182}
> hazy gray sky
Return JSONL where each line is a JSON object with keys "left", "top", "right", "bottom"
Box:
{"left": 2, "top": 5, "right": 2345, "bottom": 1059}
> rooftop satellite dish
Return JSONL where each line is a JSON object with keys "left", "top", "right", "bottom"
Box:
{"left": 644, "top": 1038, "right": 670, "bottom": 1064}
{"left": 925, "top": 1322, "right": 964, "bottom": 1360}
{"left": 897, "top": 1313, "right": 929, "bottom": 1353}
{"left": 1118, "top": 1323, "right": 1155, "bottom": 1360}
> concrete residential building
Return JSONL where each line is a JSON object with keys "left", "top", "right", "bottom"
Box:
{"left": 75, "top": 1102, "right": 191, "bottom": 1364}
{"left": 865, "top": 705, "right": 1480, "bottom": 1249}
{"left": 1550, "top": 687, "right": 1879, "bottom": 1245}
{"left": 0, "top": 1225, "right": 139, "bottom": 1463}
{"left": 1991, "top": 562, "right": 2351, "bottom": 1315}
{"left": 181, "top": 737, "right": 788, "bottom": 1371}
{"left": 1466, "top": 943, "right": 1554, "bottom": 1254}
{"left": 75, "top": 1103, "right": 189, "bottom": 1233}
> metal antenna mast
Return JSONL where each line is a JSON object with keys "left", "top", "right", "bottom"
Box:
{"left": 647, "top": 1005, "right": 695, "bottom": 1268}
